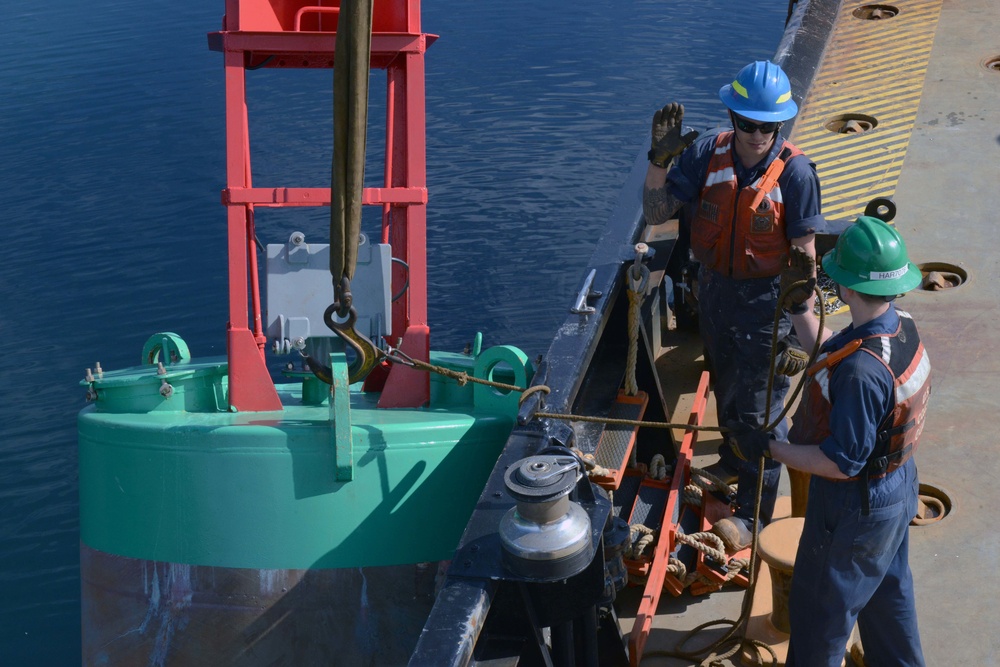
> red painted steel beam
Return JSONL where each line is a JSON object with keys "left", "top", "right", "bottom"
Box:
{"left": 222, "top": 49, "right": 283, "bottom": 412}
{"left": 208, "top": 31, "right": 433, "bottom": 57}
{"left": 217, "top": 0, "right": 431, "bottom": 410}
{"left": 378, "top": 45, "right": 429, "bottom": 408}
{"left": 223, "top": 186, "right": 427, "bottom": 205}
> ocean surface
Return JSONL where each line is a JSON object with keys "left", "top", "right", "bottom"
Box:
{"left": 0, "top": 1, "right": 789, "bottom": 663}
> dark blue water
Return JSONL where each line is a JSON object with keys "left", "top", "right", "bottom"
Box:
{"left": 0, "top": 1, "right": 787, "bottom": 663}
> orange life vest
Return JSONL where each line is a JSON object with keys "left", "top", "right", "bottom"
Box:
{"left": 788, "top": 310, "right": 931, "bottom": 479}
{"left": 690, "top": 132, "right": 804, "bottom": 279}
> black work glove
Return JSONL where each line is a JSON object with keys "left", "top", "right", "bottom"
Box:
{"left": 649, "top": 103, "right": 699, "bottom": 168}
{"left": 780, "top": 246, "right": 817, "bottom": 314}
{"left": 726, "top": 421, "right": 774, "bottom": 463}
{"left": 775, "top": 340, "right": 810, "bottom": 377}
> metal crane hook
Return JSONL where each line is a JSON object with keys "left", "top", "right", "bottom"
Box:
{"left": 307, "top": 303, "right": 381, "bottom": 384}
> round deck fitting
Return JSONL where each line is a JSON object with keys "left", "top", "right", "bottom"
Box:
{"left": 864, "top": 197, "right": 896, "bottom": 223}
{"left": 982, "top": 56, "right": 1000, "bottom": 72}
{"left": 852, "top": 4, "right": 899, "bottom": 20}
{"left": 917, "top": 262, "right": 968, "bottom": 291}
{"left": 911, "top": 482, "right": 953, "bottom": 526}
{"left": 824, "top": 113, "right": 878, "bottom": 135}
{"left": 757, "top": 517, "right": 805, "bottom": 635}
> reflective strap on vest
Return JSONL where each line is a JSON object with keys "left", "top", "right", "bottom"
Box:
{"left": 747, "top": 146, "right": 793, "bottom": 213}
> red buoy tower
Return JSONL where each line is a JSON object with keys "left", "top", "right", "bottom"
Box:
{"left": 208, "top": 0, "right": 434, "bottom": 411}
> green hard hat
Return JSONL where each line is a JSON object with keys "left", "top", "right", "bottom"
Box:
{"left": 822, "top": 216, "right": 922, "bottom": 296}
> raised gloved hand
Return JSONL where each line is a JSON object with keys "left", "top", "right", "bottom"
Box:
{"left": 780, "top": 245, "right": 817, "bottom": 314}
{"left": 726, "top": 421, "right": 774, "bottom": 463}
{"left": 775, "top": 340, "right": 810, "bottom": 377}
{"left": 649, "top": 103, "right": 699, "bottom": 168}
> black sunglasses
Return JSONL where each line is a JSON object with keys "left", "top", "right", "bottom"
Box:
{"left": 733, "top": 116, "right": 781, "bottom": 134}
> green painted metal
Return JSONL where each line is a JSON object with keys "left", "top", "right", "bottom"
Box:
{"left": 78, "top": 339, "right": 532, "bottom": 571}
{"left": 330, "top": 349, "right": 353, "bottom": 481}
{"left": 473, "top": 344, "right": 531, "bottom": 413}
{"left": 82, "top": 356, "right": 229, "bottom": 413}
{"left": 140, "top": 331, "right": 192, "bottom": 366}
{"left": 302, "top": 374, "right": 328, "bottom": 405}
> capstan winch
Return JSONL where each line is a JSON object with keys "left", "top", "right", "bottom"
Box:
{"left": 500, "top": 455, "right": 596, "bottom": 581}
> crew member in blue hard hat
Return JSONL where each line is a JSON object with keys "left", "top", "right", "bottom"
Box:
{"left": 729, "top": 216, "right": 929, "bottom": 665}
{"left": 642, "top": 60, "right": 824, "bottom": 552}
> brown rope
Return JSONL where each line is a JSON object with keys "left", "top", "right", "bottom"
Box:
{"left": 386, "top": 351, "right": 726, "bottom": 433}
{"left": 535, "top": 410, "right": 726, "bottom": 432}
{"left": 402, "top": 356, "right": 527, "bottom": 392}
{"left": 763, "top": 282, "right": 827, "bottom": 431}
{"left": 625, "top": 274, "right": 644, "bottom": 396}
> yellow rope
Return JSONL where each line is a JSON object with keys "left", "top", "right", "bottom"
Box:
{"left": 675, "top": 531, "right": 727, "bottom": 564}
{"left": 535, "top": 410, "right": 726, "bottom": 432}
{"left": 624, "top": 257, "right": 650, "bottom": 397}
{"left": 683, "top": 484, "right": 703, "bottom": 508}
{"left": 629, "top": 524, "right": 657, "bottom": 559}
{"left": 625, "top": 280, "right": 642, "bottom": 396}
{"left": 763, "top": 282, "right": 827, "bottom": 431}
{"left": 649, "top": 453, "right": 669, "bottom": 480}
{"left": 403, "top": 356, "right": 527, "bottom": 392}
{"left": 571, "top": 447, "right": 611, "bottom": 478}
{"left": 664, "top": 557, "right": 711, "bottom": 590}
{"left": 385, "top": 347, "right": 727, "bottom": 433}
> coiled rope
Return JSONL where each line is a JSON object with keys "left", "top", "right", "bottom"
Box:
{"left": 627, "top": 465, "right": 749, "bottom": 597}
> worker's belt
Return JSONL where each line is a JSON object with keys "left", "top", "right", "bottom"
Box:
{"left": 816, "top": 450, "right": 899, "bottom": 483}
{"left": 815, "top": 444, "right": 912, "bottom": 515}
{"left": 816, "top": 469, "right": 888, "bottom": 484}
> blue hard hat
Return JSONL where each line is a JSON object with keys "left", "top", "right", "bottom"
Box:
{"left": 719, "top": 61, "right": 798, "bottom": 122}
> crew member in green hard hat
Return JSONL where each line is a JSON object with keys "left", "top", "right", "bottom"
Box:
{"left": 642, "top": 60, "right": 824, "bottom": 552}
{"left": 729, "top": 216, "right": 929, "bottom": 665}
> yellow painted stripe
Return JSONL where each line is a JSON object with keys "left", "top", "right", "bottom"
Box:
{"left": 788, "top": 0, "right": 943, "bottom": 223}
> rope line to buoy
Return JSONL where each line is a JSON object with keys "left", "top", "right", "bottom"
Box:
{"left": 535, "top": 410, "right": 726, "bottom": 432}
{"left": 382, "top": 349, "right": 729, "bottom": 433}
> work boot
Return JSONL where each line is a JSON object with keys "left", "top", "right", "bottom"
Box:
{"left": 699, "top": 459, "right": 738, "bottom": 486}
{"left": 712, "top": 517, "right": 753, "bottom": 553}
{"left": 849, "top": 639, "right": 867, "bottom": 666}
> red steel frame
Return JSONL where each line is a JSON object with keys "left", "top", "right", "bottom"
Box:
{"left": 209, "top": 0, "right": 433, "bottom": 411}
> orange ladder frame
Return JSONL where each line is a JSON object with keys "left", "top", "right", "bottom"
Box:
{"left": 628, "top": 370, "right": 711, "bottom": 666}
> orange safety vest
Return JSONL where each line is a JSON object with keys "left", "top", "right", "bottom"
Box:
{"left": 690, "top": 132, "right": 804, "bottom": 279}
{"left": 789, "top": 311, "right": 931, "bottom": 481}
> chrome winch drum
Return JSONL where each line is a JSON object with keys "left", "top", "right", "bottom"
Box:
{"left": 499, "top": 455, "right": 595, "bottom": 581}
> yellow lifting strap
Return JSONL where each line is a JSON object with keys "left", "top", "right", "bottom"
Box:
{"left": 323, "top": 0, "right": 379, "bottom": 384}
{"left": 331, "top": 0, "right": 375, "bottom": 309}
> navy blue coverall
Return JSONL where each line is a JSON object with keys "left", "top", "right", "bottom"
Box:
{"left": 786, "top": 306, "right": 925, "bottom": 666}
{"left": 666, "top": 129, "right": 823, "bottom": 526}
